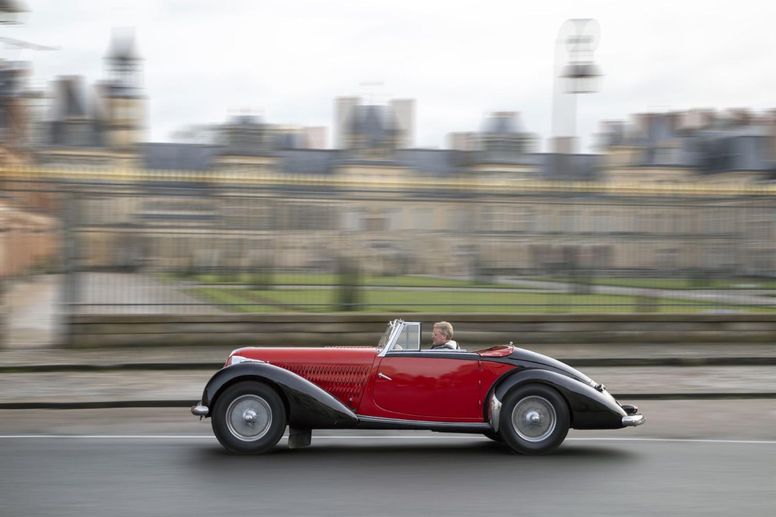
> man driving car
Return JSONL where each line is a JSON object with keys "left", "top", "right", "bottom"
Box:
{"left": 431, "top": 321, "right": 459, "bottom": 350}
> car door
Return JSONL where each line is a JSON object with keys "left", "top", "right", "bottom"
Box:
{"left": 371, "top": 351, "right": 483, "bottom": 421}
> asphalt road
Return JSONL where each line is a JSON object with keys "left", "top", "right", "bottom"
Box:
{"left": 1, "top": 435, "right": 773, "bottom": 517}
{"left": 1, "top": 403, "right": 775, "bottom": 517}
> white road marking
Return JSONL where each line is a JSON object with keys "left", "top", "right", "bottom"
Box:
{"left": 0, "top": 435, "right": 215, "bottom": 439}
{"left": 0, "top": 435, "right": 774, "bottom": 445}
{"left": 567, "top": 437, "right": 776, "bottom": 445}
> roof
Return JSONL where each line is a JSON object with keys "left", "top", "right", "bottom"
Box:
{"left": 395, "top": 149, "right": 461, "bottom": 176}
{"left": 482, "top": 112, "right": 523, "bottom": 135}
{"left": 276, "top": 149, "right": 340, "bottom": 175}
{"left": 0, "top": 62, "right": 25, "bottom": 98}
{"left": 54, "top": 77, "right": 87, "bottom": 119}
{"left": 472, "top": 150, "right": 543, "bottom": 166}
{"left": 698, "top": 134, "right": 775, "bottom": 173}
{"left": 47, "top": 120, "right": 104, "bottom": 147}
{"left": 540, "top": 153, "right": 601, "bottom": 180}
{"left": 227, "top": 114, "right": 264, "bottom": 127}
{"left": 601, "top": 111, "right": 776, "bottom": 172}
{"left": 46, "top": 78, "right": 105, "bottom": 147}
{"left": 348, "top": 105, "right": 399, "bottom": 145}
{"left": 143, "top": 143, "right": 219, "bottom": 171}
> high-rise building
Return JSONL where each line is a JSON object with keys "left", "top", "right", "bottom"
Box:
{"left": 389, "top": 98, "right": 414, "bottom": 148}
{"left": 334, "top": 97, "right": 359, "bottom": 149}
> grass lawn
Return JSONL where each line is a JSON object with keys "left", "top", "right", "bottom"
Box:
{"left": 532, "top": 276, "right": 776, "bottom": 290}
{"left": 174, "top": 272, "right": 517, "bottom": 289}
{"left": 187, "top": 286, "right": 776, "bottom": 313}
{"left": 171, "top": 272, "right": 776, "bottom": 291}
{"left": 189, "top": 288, "right": 277, "bottom": 313}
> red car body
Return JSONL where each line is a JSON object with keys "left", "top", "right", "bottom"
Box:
{"left": 225, "top": 345, "right": 515, "bottom": 423}
{"left": 193, "top": 319, "right": 644, "bottom": 454}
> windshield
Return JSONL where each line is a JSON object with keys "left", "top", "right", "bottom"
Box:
{"left": 376, "top": 321, "right": 397, "bottom": 350}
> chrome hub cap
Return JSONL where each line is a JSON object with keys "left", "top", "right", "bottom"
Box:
{"left": 243, "top": 409, "right": 258, "bottom": 423}
{"left": 226, "top": 394, "right": 272, "bottom": 442}
{"left": 511, "top": 395, "right": 557, "bottom": 443}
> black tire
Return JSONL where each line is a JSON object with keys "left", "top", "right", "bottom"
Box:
{"left": 211, "top": 381, "right": 287, "bottom": 454}
{"left": 499, "top": 384, "right": 570, "bottom": 454}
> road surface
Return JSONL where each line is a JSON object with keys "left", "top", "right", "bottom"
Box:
{"left": 1, "top": 402, "right": 774, "bottom": 517}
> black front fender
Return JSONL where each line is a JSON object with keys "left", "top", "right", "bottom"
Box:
{"left": 493, "top": 368, "right": 627, "bottom": 430}
{"left": 201, "top": 362, "right": 358, "bottom": 428}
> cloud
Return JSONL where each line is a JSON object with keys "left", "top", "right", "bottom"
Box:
{"left": 15, "top": 0, "right": 776, "bottom": 150}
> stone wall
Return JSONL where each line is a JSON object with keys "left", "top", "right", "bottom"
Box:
{"left": 68, "top": 313, "right": 776, "bottom": 348}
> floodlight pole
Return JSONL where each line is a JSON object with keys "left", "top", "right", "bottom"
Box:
{"left": 550, "top": 18, "right": 601, "bottom": 154}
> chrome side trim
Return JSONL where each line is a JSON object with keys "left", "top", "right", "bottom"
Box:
{"left": 488, "top": 393, "right": 502, "bottom": 432}
{"left": 191, "top": 404, "right": 209, "bottom": 417}
{"left": 622, "top": 414, "right": 645, "bottom": 427}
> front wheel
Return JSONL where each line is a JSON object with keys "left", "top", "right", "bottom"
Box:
{"left": 499, "top": 384, "right": 569, "bottom": 454}
{"left": 211, "top": 381, "right": 287, "bottom": 454}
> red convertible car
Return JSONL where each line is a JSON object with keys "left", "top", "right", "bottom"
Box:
{"left": 192, "top": 319, "right": 644, "bottom": 454}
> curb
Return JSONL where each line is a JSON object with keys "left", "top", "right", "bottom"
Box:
{"left": 0, "top": 363, "right": 222, "bottom": 373}
{"left": 2, "top": 393, "right": 776, "bottom": 410}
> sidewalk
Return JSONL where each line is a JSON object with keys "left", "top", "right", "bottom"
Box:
{"left": 0, "top": 342, "right": 774, "bottom": 408}
{"left": 498, "top": 276, "right": 776, "bottom": 307}
{"left": 2, "top": 341, "right": 776, "bottom": 368}
{"left": 1, "top": 365, "right": 774, "bottom": 408}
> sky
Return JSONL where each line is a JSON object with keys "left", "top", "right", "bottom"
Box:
{"left": 4, "top": 0, "right": 775, "bottom": 152}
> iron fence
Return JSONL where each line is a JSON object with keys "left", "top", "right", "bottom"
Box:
{"left": 3, "top": 168, "right": 776, "bottom": 328}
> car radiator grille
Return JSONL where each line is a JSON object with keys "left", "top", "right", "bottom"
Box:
{"left": 273, "top": 363, "right": 372, "bottom": 406}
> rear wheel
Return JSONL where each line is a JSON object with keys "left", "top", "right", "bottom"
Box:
{"left": 212, "top": 381, "right": 287, "bottom": 454}
{"left": 499, "top": 384, "right": 569, "bottom": 454}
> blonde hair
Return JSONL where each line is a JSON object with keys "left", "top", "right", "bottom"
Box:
{"left": 433, "top": 321, "right": 454, "bottom": 340}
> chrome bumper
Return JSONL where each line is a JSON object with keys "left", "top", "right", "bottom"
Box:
{"left": 191, "top": 403, "right": 209, "bottom": 417}
{"left": 622, "top": 414, "right": 645, "bottom": 427}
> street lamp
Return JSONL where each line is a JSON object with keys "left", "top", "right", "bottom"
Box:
{"left": 551, "top": 18, "right": 601, "bottom": 154}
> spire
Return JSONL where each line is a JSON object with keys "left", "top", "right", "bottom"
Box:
{"left": 105, "top": 28, "right": 141, "bottom": 93}
{"left": 107, "top": 27, "right": 139, "bottom": 62}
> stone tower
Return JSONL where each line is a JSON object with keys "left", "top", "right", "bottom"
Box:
{"left": 101, "top": 29, "right": 145, "bottom": 150}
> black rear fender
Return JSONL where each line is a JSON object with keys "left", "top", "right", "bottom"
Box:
{"left": 491, "top": 368, "right": 626, "bottom": 430}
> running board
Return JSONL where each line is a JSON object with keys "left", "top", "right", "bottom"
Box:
{"left": 356, "top": 415, "right": 491, "bottom": 433}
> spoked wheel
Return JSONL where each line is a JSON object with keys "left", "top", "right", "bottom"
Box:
{"left": 499, "top": 384, "right": 569, "bottom": 454}
{"left": 212, "top": 381, "right": 286, "bottom": 454}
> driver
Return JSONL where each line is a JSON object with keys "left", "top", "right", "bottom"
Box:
{"left": 430, "top": 321, "right": 459, "bottom": 350}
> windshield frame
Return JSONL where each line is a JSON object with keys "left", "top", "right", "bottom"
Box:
{"left": 377, "top": 319, "right": 403, "bottom": 357}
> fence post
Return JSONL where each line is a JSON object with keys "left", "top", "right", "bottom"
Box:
{"left": 0, "top": 275, "right": 6, "bottom": 348}
{"left": 61, "top": 187, "right": 80, "bottom": 347}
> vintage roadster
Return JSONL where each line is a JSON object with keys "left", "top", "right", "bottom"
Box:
{"left": 192, "top": 319, "right": 644, "bottom": 454}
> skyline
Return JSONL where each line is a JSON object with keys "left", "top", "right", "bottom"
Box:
{"left": 4, "top": 0, "right": 775, "bottom": 151}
